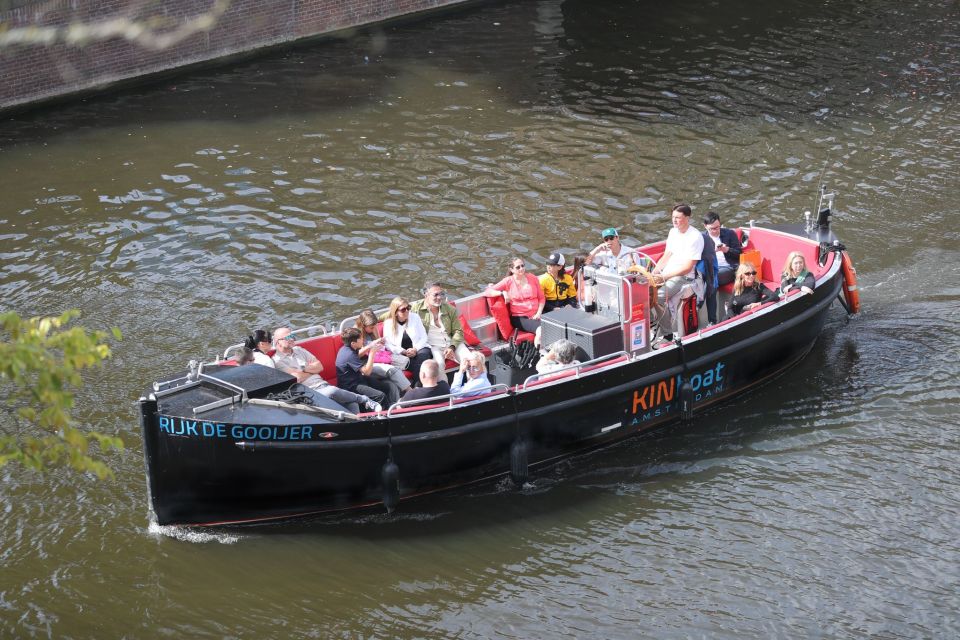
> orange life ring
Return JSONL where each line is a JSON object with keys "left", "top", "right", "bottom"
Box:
{"left": 840, "top": 252, "right": 860, "bottom": 314}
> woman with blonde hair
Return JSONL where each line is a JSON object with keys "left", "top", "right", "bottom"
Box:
{"left": 730, "top": 263, "right": 779, "bottom": 316}
{"left": 354, "top": 309, "right": 411, "bottom": 395}
{"left": 780, "top": 251, "right": 815, "bottom": 295}
{"left": 382, "top": 296, "right": 433, "bottom": 385}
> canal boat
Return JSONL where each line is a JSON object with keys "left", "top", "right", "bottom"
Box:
{"left": 139, "top": 196, "right": 860, "bottom": 527}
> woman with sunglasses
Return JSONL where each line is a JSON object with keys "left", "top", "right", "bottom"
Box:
{"left": 780, "top": 251, "right": 816, "bottom": 296}
{"left": 730, "top": 263, "right": 779, "bottom": 316}
{"left": 484, "top": 256, "right": 546, "bottom": 345}
{"left": 354, "top": 309, "right": 412, "bottom": 396}
{"left": 382, "top": 296, "right": 433, "bottom": 385}
{"left": 241, "top": 328, "right": 276, "bottom": 367}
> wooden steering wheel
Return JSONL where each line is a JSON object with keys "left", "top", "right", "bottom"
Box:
{"left": 626, "top": 265, "right": 662, "bottom": 311}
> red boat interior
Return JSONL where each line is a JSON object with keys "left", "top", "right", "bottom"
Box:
{"left": 221, "top": 226, "right": 834, "bottom": 415}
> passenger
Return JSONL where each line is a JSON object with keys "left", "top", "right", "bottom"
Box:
{"left": 535, "top": 339, "right": 580, "bottom": 375}
{"left": 401, "top": 360, "right": 452, "bottom": 403}
{"left": 540, "top": 252, "right": 578, "bottom": 313}
{"left": 484, "top": 256, "right": 545, "bottom": 346}
{"left": 381, "top": 296, "right": 433, "bottom": 385}
{"left": 780, "top": 251, "right": 815, "bottom": 295}
{"left": 271, "top": 326, "right": 383, "bottom": 413}
{"left": 698, "top": 223, "right": 719, "bottom": 325}
{"left": 450, "top": 350, "right": 492, "bottom": 398}
{"left": 703, "top": 211, "right": 742, "bottom": 285}
{"left": 354, "top": 309, "right": 412, "bottom": 395}
{"left": 242, "top": 328, "right": 275, "bottom": 367}
{"left": 729, "top": 263, "right": 779, "bottom": 316}
{"left": 410, "top": 281, "right": 473, "bottom": 369}
{"left": 651, "top": 204, "right": 706, "bottom": 338}
{"left": 335, "top": 327, "right": 401, "bottom": 408}
{"left": 584, "top": 227, "right": 645, "bottom": 273}
{"left": 234, "top": 346, "right": 256, "bottom": 366}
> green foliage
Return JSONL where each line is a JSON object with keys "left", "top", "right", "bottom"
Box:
{"left": 0, "top": 310, "right": 123, "bottom": 479}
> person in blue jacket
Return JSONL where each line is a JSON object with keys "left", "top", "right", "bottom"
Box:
{"left": 702, "top": 211, "right": 742, "bottom": 324}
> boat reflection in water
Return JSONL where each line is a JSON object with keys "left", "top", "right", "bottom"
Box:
{"left": 139, "top": 201, "right": 859, "bottom": 527}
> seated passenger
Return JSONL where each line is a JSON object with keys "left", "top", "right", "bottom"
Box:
{"left": 539, "top": 252, "right": 578, "bottom": 313}
{"left": 271, "top": 326, "right": 383, "bottom": 413}
{"left": 242, "top": 328, "right": 275, "bottom": 367}
{"left": 354, "top": 309, "right": 412, "bottom": 395}
{"left": 651, "top": 204, "right": 705, "bottom": 338}
{"left": 703, "top": 211, "right": 742, "bottom": 286}
{"left": 401, "top": 359, "right": 452, "bottom": 404}
{"left": 729, "top": 263, "right": 779, "bottom": 316}
{"left": 382, "top": 296, "right": 434, "bottom": 385}
{"left": 780, "top": 251, "right": 815, "bottom": 295}
{"left": 535, "top": 339, "right": 580, "bottom": 375}
{"left": 484, "top": 256, "right": 545, "bottom": 346}
{"left": 336, "top": 327, "right": 402, "bottom": 408}
{"left": 410, "top": 281, "right": 473, "bottom": 368}
{"left": 585, "top": 227, "right": 646, "bottom": 273}
{"left": 234, "top": 346, "right": 256, "bottom": 366}
{"left": 450, "top": 351, "right": 492, "bottom": 398}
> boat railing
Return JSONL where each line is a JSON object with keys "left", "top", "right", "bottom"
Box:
{"left": 338, "top": 309, "right": 390, "bottom": 333}
{"left": 221, "top": 324, "right": 329, "bottom": 360}
{"left": 521, "top": 350, "right": 631, "bottom": 391}
{"left": 192, "top": 374, "right": 249, "bottom": 414}
{"left": 247, "top": 398, "right": 359, "bottom": 422}
{"left": 385, "top": 383, "right": 511, "bottom": 417}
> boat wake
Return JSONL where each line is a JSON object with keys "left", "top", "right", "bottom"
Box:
{"left": 146, "top": 519, "right": 243, "bottom": 544}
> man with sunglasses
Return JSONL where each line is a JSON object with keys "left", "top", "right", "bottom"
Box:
{"left": 450, "top": 351, "right": 492, "bottom": 398}
{"left": 272, "top": 326, "right": 383, "bottom": 413}
{"left": 585, "top": 227, "right": 645, "bottom": 273}
{"left": 411, "top": 281, "right": 472, "bottom": 368}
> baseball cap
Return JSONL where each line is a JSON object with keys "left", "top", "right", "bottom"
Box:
{"left": 546, "top": 252, "right": 565, "bottom": 267}
{"left": 601, "top": 227, "right": 619, "bottom": 239}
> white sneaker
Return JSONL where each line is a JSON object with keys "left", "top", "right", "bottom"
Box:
{"left": 363, "top": 397, "right": 382, "bottom": 412}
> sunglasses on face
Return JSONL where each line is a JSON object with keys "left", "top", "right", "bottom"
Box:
{"left": 744, "top": 271, "right": 757, "bottom": 276}
{"left": 603, "top": 236, "right": 616, "bottom": 242}
{"left": 513, "top": 264, "right": 525, "bottom": 270}
{"left": 398, "top": 307, "right": 410, "bottom": 313}
{"left": 430, "top": 291, "right": 446, "bottom": 298}
{"left": 467, "top": 365, "right": 484, "bottom": 372}
{"left": 277, "top": 336, "right": 295, "bottom": 342}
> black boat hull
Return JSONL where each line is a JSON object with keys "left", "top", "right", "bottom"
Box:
{"left": 140, "top": 253, "right": 843, "bottom": 526}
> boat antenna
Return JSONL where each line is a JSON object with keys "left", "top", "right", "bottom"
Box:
{"left": 814, "top": 155, "right": 831, "bottom": 214}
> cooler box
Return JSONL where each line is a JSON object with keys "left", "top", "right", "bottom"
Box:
{"left": 541, "top": 306, "right": 623, "bottom": 362}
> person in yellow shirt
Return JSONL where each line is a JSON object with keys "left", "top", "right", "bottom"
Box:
{"left": 539, "top": 252, "right": 578, "bottom": 313}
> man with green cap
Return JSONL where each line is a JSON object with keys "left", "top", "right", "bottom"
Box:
{"left": 585, "top": 227, "right": 645, "bottom": 273}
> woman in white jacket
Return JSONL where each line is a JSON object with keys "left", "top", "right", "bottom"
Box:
{"left": 382, "top": 296, "right": 434, "bottom": 386}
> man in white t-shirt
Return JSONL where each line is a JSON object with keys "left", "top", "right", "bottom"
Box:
{"left": 651, "top": 204, "right": 705, "bottom": 338}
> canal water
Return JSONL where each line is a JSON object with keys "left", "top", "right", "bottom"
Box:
{"left": 2, "top": 0, "right": 958, "bottom": 636}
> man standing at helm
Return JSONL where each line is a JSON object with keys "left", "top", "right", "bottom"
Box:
{"left": 651, "top": 204, "right": 705, "bottom": 338}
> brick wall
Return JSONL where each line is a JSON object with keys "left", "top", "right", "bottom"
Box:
{"left": 0, "top": 0, "right": 471, "bottom": 111}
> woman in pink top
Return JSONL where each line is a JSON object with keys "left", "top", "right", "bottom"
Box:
{"left": 484, "top": 256, "right": 545, "bottom": 345}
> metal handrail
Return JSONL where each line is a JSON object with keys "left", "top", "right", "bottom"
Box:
{"left": 339, "top": 309, "right": 389, "bottom": 333}
{"left": 522, "top": 350, "right": 630, "bottom": 391}
{"left": 385, "top": 383, "right": 511, "bottom": 417}
{"left": 192, "top": 373, "right": 249, "bottom": 414}
{"left": 221, "top": 324, "right": 329, "bottom": 360}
